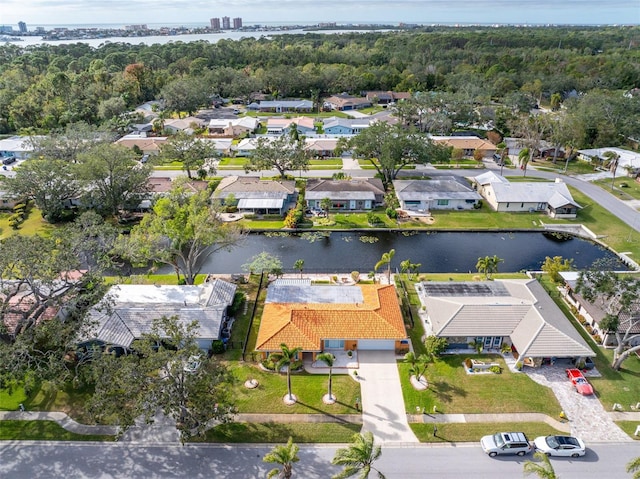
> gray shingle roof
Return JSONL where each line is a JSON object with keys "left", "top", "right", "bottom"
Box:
{"left": 393, "top": 177, "right": 481, "bottom": 201}
{"left": 419, "top": 279, "right": 594, "bottom": 358}
{"left": 83, "top": 281, "right": 236, "bottom": 349}
{"left": 490, "top": 181, "right": 576, "bottom": 204}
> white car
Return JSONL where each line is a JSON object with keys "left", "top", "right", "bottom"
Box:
{"left": 533, "top": 435, "right": 586, "bottom": 457}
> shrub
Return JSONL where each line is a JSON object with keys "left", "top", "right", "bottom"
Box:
{"left": 367, "top": 212, "right": 383, "bottom": 226}
{"left": 593, "top": 334, "right": 602, "bottom": 344}
{"left": 211, "top": 340, "right": 226, "bottom": 354}
{"left": 225, "top": 205, "right": 238, "bottom": 213}
{"left": 229, "top": 291, "right": 246, "bottom": 317}
{"left": 386, "top": 207, "right": 398, "bottom": 219}
{"left": 8, "top": 213, "right": 22, "bottom": 230}
{"left": 585, "top": 325, "right": 593, "bottom": 334}
{"left": 489, "top": 365, "right": 502, "bottom": 374}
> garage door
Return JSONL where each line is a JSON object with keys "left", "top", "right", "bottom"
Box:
{"left": 357, "top": 340, "right": 395, "bottom": 350}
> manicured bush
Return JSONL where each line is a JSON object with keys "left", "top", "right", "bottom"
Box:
{"left": 386, "top": 207, "right": 398, "bottom": 219}
{"left": 211, "top": 340, "right": 226, "bottom": 354}
{"left": 489, "top": 365, "right": 502, "bottom": 374}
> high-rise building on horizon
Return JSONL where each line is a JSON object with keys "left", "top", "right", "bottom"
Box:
{"left": 210, "top": 17, "right": 220, "bottom": 30}
{"left": 18, "top": 21, "right": 27, "bottom": 33}
{"left": 222, "top": 16, "right": 230, "bottom": 30}
{"left": 233, "top": 17, "right": 242, "bottom": 29}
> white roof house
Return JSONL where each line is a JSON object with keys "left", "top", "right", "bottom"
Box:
{"left": 472, "top": 173, "right": 580, "bottom": 218}
{"left": 0, "top": 136, "right": 39, "bottom": 159}
{"left": 577, "top": 147, "right": 640, "bottom": 175}
{"left": 82, "top": 280, "right": 236, "bottom": 351}
{"left": 417, "top": 279, "right": 595, "bottom": 361}
{"left": 393, "top": 177, "right": 481, "bottom": 212}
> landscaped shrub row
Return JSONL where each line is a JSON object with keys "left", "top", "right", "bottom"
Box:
{"left": 284, "top": 187, "right": 306, "bottom": 228}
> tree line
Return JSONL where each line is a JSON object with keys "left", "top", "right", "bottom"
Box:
{"left": 0, "top": 26, "right": 639, "bottom": 135}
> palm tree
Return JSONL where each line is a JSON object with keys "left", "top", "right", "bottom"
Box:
{"left": 523, "top": 451, "right": 559, "bottom": 479}
{"left": 275, "top": 343, "right": 302, "bottom": 403}
{"left": 263, "top": 437, "right": 300, "bottom": 479}
{"left": 316, "top": 352, "right": 336, "bottom": 402}
{"left": 403, "top": 351, "right": 430, "bottom": 384}
{"left": 475, "top": 255, "right": 504, "bottom": 280}
{"left": 375, "top": 249, "right": 395, "bottom": 285}
{"left": 293, "top": 259, "right": 305, "bottom": 278}
{"left": 320, "top": 197, "right": 332, "bottom": 220}
{"left": 518, "top": 147, "right": 531, "bottom": 177}
{"left": 628, "top": 456, "right": 640, "bottom": 479}
{"left": 332, "top": 432, "right": 385, "bottom": 479}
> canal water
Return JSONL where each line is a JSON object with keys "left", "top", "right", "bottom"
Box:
{"left": 197, "top": 231, "right": 626, "bottom": 274}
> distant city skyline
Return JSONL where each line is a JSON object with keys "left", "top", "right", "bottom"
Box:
{"left": 3, "top": 0, "right": 639, "bottom": 28}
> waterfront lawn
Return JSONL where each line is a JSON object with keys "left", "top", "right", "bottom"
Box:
{"left": 0, "top": 420, "right": 114, "bottom": 441}
{"left": 312, "top": 211, "right": 397, "bottom": 229}
{"left": 410, "top": 422, "right": 562, "bottom": 443}
{"left": 398, "top": 355, "right": 560, "bottom": 416}
{"left": 230, "top": 363, "right": 360, "bottom": 415}
{"left": 567, "top": 187, "right": 640, "bottom": 258}
{"left": 196, "top": 422, "right": 361, "bottom": 443}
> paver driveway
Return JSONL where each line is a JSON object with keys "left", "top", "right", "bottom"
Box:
{"left": 525, "top": 364, "right": 631, "bottom": 442}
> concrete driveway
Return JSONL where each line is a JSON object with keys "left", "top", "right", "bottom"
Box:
{"left": 524, "top": 363, "right": 631, "bottom": 442}
{"left": 356, "top": 350, "right": 419, "bottom": 444}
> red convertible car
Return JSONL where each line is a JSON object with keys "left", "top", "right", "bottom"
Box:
{"left": 566, "top": 368, "right": 594, "bottom": 395}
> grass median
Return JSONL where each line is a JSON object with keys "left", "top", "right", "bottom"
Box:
{"left": 0, "top": 420, "right": 114, "bottom": 441}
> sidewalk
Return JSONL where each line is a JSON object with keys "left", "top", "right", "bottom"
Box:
{"left": 3, "top": 409, "right": 639, "bottom": 439}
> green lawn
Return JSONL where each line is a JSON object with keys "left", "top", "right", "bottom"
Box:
{"left": 224, "top": 274, "right": 263, "bottom": 361}
{"left": 0, "top": 382, "right": 27, "bottom": 410}
{"left": 103, "top": 274, "right": 208, "bottom": 285}
{"left": 593, "top": 177, "right": 640, "bottom": 201}
{"left": 230, "top": 363, "right": 361, "bottom": 415}
{"left": 311, "top": 212, "right": 397, "bottom": 229}
{"left": 537, "top": 275, "right": 640, "bottom": 412}
{"left": 398, "top": 355, "right": 561, "bottom": 416}
{"left": 616, "top": 422, "right": 640, "bottom": 440}
{"left": 194, "top": 422, "right": 361, "bottom": 443}
{"left": 567, "top": 187, "right": 640, "bottom": 258}
{"left": 239, "top": 218, "right": 285, "bottom": 229}
{"left": 0, "top": 207, "right": 53, "bottom": 238}
{"left": 0, "top": 420, "right": 114, "bottom": 441}
{"left": 410, "top": 422, "right": 562, "bottom": 443}
{"left": 218, "top": 157, "right": 248, "bottom": 168}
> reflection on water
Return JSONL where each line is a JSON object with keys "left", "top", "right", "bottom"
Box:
{"left": 190, "top": 231, "right": 626, "bottom": 274}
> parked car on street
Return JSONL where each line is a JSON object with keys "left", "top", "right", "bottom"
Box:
{"left": 566, "top": 368, "right": 594, "bottom": 395}
{"left": 481, "top": 432, "right": 532, "bottom": 457}
{"left": 533, "top": 435, "right": 586, "bottom": 457}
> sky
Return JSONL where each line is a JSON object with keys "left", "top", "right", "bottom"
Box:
{"left": 1, "top": 0, "right": 639, "bottom": 28}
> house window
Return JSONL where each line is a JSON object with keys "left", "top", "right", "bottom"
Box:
{"left": 324, "top": 339, "right": 344, "bottom": 349}
{"left": 437, "top": 199, "right": 449, "bottom": 206}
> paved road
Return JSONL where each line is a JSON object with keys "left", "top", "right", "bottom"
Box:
{"left": 0, "top": 442, "right": 636, "bottom": 478}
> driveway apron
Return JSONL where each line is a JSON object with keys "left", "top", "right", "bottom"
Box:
{"left": 357, "top": 350, "right": 419, "bottom": 444}
{"left": 525, "top": 364, "right": 631, "bottom": 442}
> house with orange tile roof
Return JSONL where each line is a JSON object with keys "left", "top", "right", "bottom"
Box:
{"left": 255, "top": 279, "right": 409, "bottom": 360}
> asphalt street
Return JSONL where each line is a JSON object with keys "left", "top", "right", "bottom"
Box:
{"left": 0, "top": 442, "right": 636, "bottom": 478}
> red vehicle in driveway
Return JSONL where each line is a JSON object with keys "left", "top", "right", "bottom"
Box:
{"left": 566, "top": 368, "right": 594, "bottom": 395}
